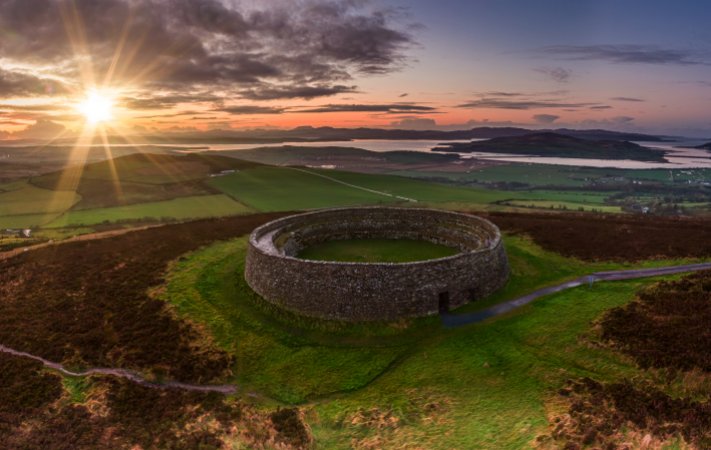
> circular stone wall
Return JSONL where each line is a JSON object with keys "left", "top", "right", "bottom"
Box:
{"left": 245, "top": 207, "right": 509, "bottom": 322}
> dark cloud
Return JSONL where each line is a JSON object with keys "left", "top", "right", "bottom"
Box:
{"left": 579, "top": 116, "right": 636, "bottom": 128}
{"left": 238, "top": 84, "right": 357, "bottom": 100}
{"left": 134, "top": 110, "right": 203, "bottom": 119}
{"left": 389, "top": 117, "right": 437, "bottom": 130}
{"left": 0, "top": 68, "right": 66, "bottom": 97}
{"left": 459, "top": 90, "right": 601, "bottom": 110}
{"left": 122, "top": 94, "right": 223, "bottom": 109}
{"left": 610, "top": 96, "right": 645, "bottom": 102}
{"left": 532, "top": 114, "right": 559, "bottom": 124}
{"left": 538, "top": 45, "right": 708, "bottom": 65}
{"left": 459, "top": 98, "right": 595, "bottom": 110}
{"left": 478, "top": 91, "right": 525, "bottom": 97}
{"left": 534, "top": 67, "right": 572, "bottom": 83}
{"left": 399, "top": 93, "right": 409, "bottom": 97}
{"left": 0, "top": 119, "right": 30, "bottom": 126}
{"left": 612, "top": 116, "right": 635, "bottom": 124}
{"left": 434, "top": 118, "right": 523, "bottom": 131}
{"left": 590, "top": 105, "right": 613, "bottom": 110}
{"left": 13, "top": 118, "right": 66, "bottom": 139}
{"left": 0, "top": 0, "right": 417, "bottom": 101}
{"left": 218, "top": 105, "right": 286, "bottom": 115}
{"left": 0, "top": 103, "right": 64, "bottom": 112}
{"left": 298, "top": 103, "right": 436, "bottom": 113}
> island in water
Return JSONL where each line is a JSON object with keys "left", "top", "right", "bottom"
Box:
{"left": 434, "top": 132, "right": 667, "bottom": 162}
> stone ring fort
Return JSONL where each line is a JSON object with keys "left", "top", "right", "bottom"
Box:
{"left": 245, "top": 207, "right": 510, "bottom": 321}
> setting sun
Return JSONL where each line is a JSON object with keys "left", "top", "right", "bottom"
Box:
{"left": 77, "top": 90, "right": 114, "bottom": 124}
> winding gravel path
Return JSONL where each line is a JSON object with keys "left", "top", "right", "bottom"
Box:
{"left": 0, "top": 344, "right": 236, "bottom": 394}
{"left": 442, "top": 262, "right": 711, "bottom": 327}
{"left": 3, "top": 262, "right": 710, "bottom": 392}
{"left": 0, "top": 224, "right": 166, "bottom": 261}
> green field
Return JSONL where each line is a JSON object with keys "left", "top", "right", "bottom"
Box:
{"left": 44, "top": 194, "right": 252, "bottom": 228}
{"left": 390, "top": 164, "right": 594, "bottom": 186}
{"left": 208, "top": 166, "right": 616, "bottom": 213}
{"left": 6, "top": 163, "right": 612, "bottom": 231}
{"left": 155, "top": 232, "right": 693, "bottom": 448}
{"left": 501, "top": 199, "right": 622, "bottom": 213}
{"left": 5, "top": 149, "right": 711, "bottom": 240}
{"left": 0, "top": 153, "right": 631, "bottom": 236}
{"left": 392, "top": 163, "right": 711, "bottom": 187}
{"left": 208, "top": 166, "right": 403, "bottom": 211}
{"left": 0, "top": 181, "right": 80, "bottom": 217}
{"left": 298, "top": 238, "right": 458, "bottom": 263}
{"left": 0, "top": 181, "right": 81, "bottom": 228}
{"left": 308, "top": 169, "right": 614, "bottom": 205}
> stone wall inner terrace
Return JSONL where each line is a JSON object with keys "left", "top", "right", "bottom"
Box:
{"left": 245, "top": 207, "right": 509, "bottom": 322}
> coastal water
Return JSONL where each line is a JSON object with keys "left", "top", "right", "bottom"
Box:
{"left": 200, "top": 139, "right": 711, "bottom": 169}
{"left": 62, "top": 138, "right": 711, "bottom": 169}
{"left": 194, "top": 139, "right": 473, "bottom": 153}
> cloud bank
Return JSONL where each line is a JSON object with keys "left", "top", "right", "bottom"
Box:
{"left": 0, "top": 0, "right": 418, "bottom": 101}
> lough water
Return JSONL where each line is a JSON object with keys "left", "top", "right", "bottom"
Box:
{"left": 72, "top": 138, "right": 711, "bottom": 169}
{"left": 202, "top": 139, "right": 711, "bottom": 169}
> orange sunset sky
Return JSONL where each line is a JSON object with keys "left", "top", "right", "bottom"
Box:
{"left": 1, "top": 0, "right": 710, "bottom": 140}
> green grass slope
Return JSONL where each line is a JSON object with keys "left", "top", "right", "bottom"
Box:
{"left": 30, "top": 153, "right": 260, "bottom": 210}
{"left": 207, "top": 166, "right": 403, "bottom": 211}
{"left": 156, "top": 231, "right": 692, "bottom": 448}
{"left": 208, "top": 166, "right": 615, "bottom": 213}
{"left": 0, "top": 181, "right": 81, "bottom": 228}
{"left": 44, "top": 194, "right": 252, "bottom": 228}
{"left": 298, "top": 238, "right": 458, "bottom": 263}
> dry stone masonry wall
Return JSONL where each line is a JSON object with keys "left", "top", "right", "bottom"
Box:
{"left": 245, "top": 207, "right": 509, "bottom": 321}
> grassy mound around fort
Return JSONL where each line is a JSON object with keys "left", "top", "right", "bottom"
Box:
{"left": 154, "top": 223, "right": 711, "bottom": 448}
{"left": 296, "top": 238, "right": 459, "bottom": 263}
{"left": 3, "top": 212, "right": 709, "bottom": 448}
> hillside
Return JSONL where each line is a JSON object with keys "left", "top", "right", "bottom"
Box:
{"left": 29, "top": 126, "right": 668, "bottom": 146}
{"left": 213, "top": 145, "right": 460, "bottom": 168}
{"left": 695, "top": 142, "right": 711, "bottom": 150}
{"left": 435, "top": 132, "right": 667, "bottom": 162}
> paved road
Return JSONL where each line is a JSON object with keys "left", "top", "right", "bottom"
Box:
{"left": 441, "top": 262, "right": 711, "bottom": 328}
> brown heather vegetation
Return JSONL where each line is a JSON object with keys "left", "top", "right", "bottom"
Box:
{"left": 0, "top": 352, "right": 309, "bottom": 449}
{"left": 486, "top": 211, "right": 711, "bottom": 261}
{"left": 0, "top": 212, "right": 287, "bottom": 383}
{"left": 270, "top": 408, "right": 313, "bottom": 448}
{"left": 547, "top": 378, "right": 711, "bottom": 449}
{"left": 547, "top": 270, "right": 711, "bottom": 449}
{"left": 0, "top": 212, "right": 325, "bottom": 449}
{"left": 600, "top": 270, "right": 711, "bottom": 372}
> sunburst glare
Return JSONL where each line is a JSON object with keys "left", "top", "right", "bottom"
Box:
{"left": 77, "top": 90, "right": 114, "bottom": 124}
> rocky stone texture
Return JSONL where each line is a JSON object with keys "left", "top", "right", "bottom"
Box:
{"left": 245, "top": 207, "right": 509, "bottom": 321}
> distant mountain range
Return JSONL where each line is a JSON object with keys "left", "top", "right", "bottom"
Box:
{"left": 22, "top": 125, "right": 670, "bottom": 146}
{"left": 165, "top": 126, "right": 668, "bottom": 143}
{"left": 434, "top": 132, "right": 667, "bottom": 162}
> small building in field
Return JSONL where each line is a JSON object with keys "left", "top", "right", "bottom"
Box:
{"left": 2, "top": 228, "right": 32, "bottom": 238}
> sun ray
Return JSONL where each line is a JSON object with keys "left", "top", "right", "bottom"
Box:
{"left": 98, "top": 126, "right": 124, "bottom": 203}
{"left": 38, "top": 0, "right": 213, "bottom": 203}
{"left": 102, "top": 10, "right": 134, "bottom": 88}
{"left": 59, "top": 0, "right": 96, "bottom": 90}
